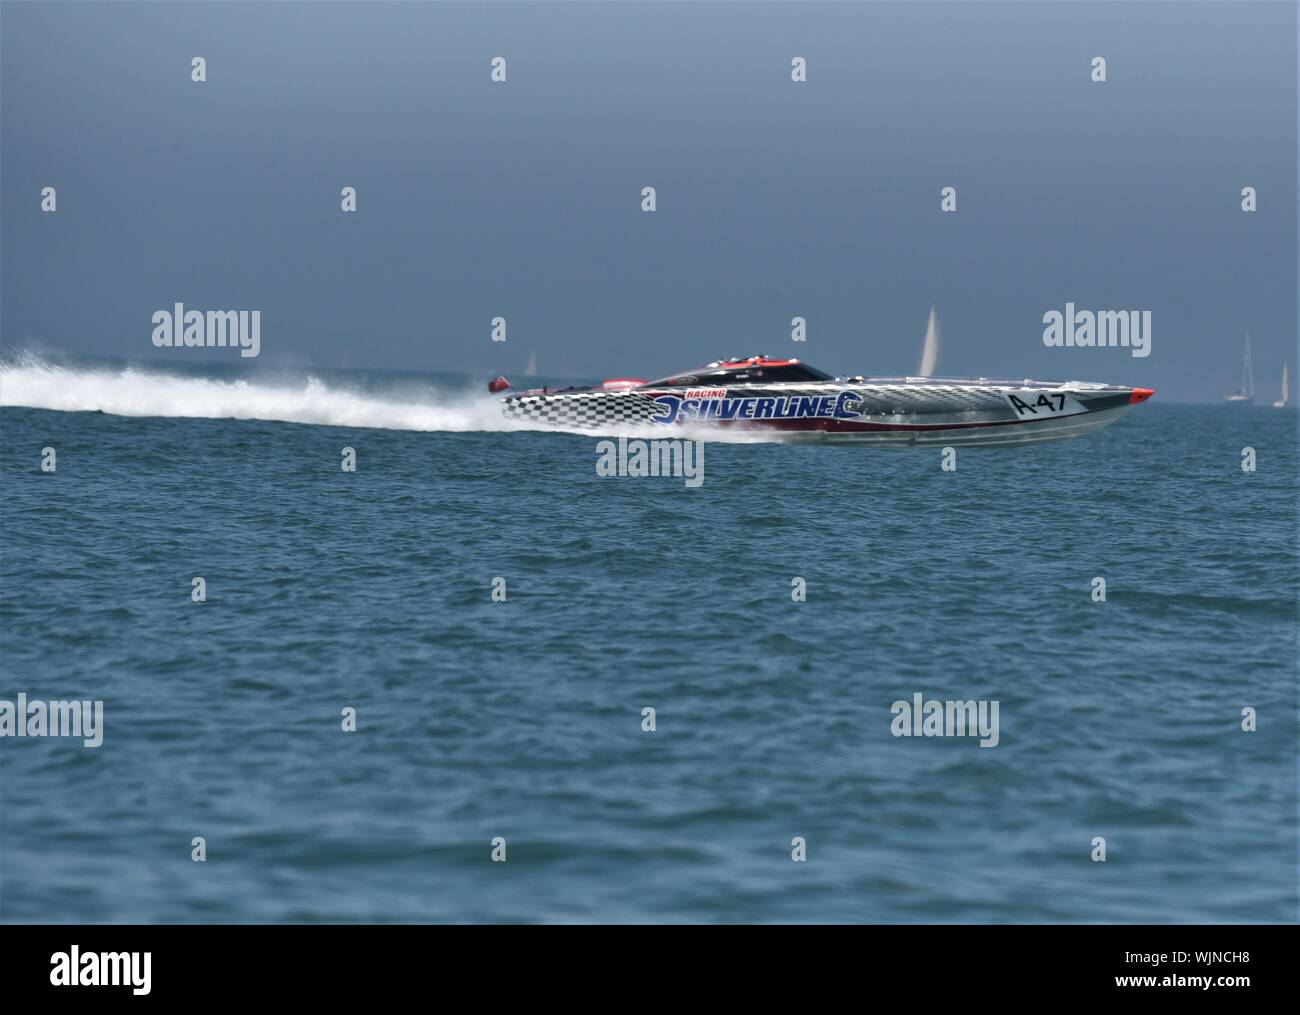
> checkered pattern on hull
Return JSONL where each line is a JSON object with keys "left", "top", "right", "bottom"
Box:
{"left": 501, "top": 383, "right": 1020, "bottom": 428}
{"left": 691, "top": 382, "right": 1013, "bottom": 413}
{"left": 780, "top": 382, "right": 1003, "bottom": 410}
{"left": 848, "top": 386, "right": 1009, "bottom": 412}
{"left": 718, "top": 383, "right": 1011, "bottom": 413}
{"left": 502, "top": 391, "right": 663, "bottom": 428}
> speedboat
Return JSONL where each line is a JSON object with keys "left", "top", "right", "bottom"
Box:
{"left": 489, "top": 355, "right": 1154, "bottom": 446}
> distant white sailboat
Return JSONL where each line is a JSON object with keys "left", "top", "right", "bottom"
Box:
{"left": 1224, "top": 333, "right": 1254, "bottom": 405}
{"left": 917, "top": 306, "right": 942, "bottom": 378}
{"left": 1274, "top": 362, "right": 1288, "bottom": 408}
{"left": 524, "top": 350, "right": 538, "bottom": 377}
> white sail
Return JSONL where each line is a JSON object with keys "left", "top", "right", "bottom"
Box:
{"left": 1275, "top": 363, "right": 1288, "bottom": 408}
{"left": 1225, "top": 333, "right": 1255, "bottom": 403}
{"left": 917, "top": 306, "right": 941, "bottom": 378}
{"left": 525, "top": 350, "right": 538, "bottom": 377}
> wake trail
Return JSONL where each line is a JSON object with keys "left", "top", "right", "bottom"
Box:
{"left": 0, "top": 357, "right": 510, "bottom": 432}
{"left": 0, "top": 356, "right": 779, "bottom": 442}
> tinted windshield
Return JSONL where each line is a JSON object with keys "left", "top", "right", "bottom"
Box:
{"left": 647, "top": 363, "right": 834, "bottom": 386}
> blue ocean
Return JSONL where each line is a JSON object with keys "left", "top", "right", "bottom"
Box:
{"left": 1, "top": 356, "right": 1295, "bottom": 923}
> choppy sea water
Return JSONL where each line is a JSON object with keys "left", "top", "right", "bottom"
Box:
{"left": 1, "top": 358, "right": 1296, "bottom": 923}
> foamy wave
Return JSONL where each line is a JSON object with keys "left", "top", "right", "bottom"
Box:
{"left": 0, "top": 356, "right": 780, "bottom": 442}
{"left": 0, "top": 357, "right": 513, "bottom": 432}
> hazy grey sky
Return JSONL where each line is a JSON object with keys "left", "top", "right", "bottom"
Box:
{"left": 3, "top": 1, "right": 1295, "bottom": 401}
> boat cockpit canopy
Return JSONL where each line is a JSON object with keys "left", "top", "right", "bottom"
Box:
{"left": 646, "top": 357, "right": 834, "bottom": 387}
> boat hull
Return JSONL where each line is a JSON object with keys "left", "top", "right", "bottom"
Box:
{"left": 759, "top": 403, "right": 1137, "bottom": 446}
{"left": 501, "top": 379, "right": 1148, "bottom": 447}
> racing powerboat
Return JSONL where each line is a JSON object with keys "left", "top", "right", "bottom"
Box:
{"left": 489, "top": 355, "right": 1154, "bottom": 446}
